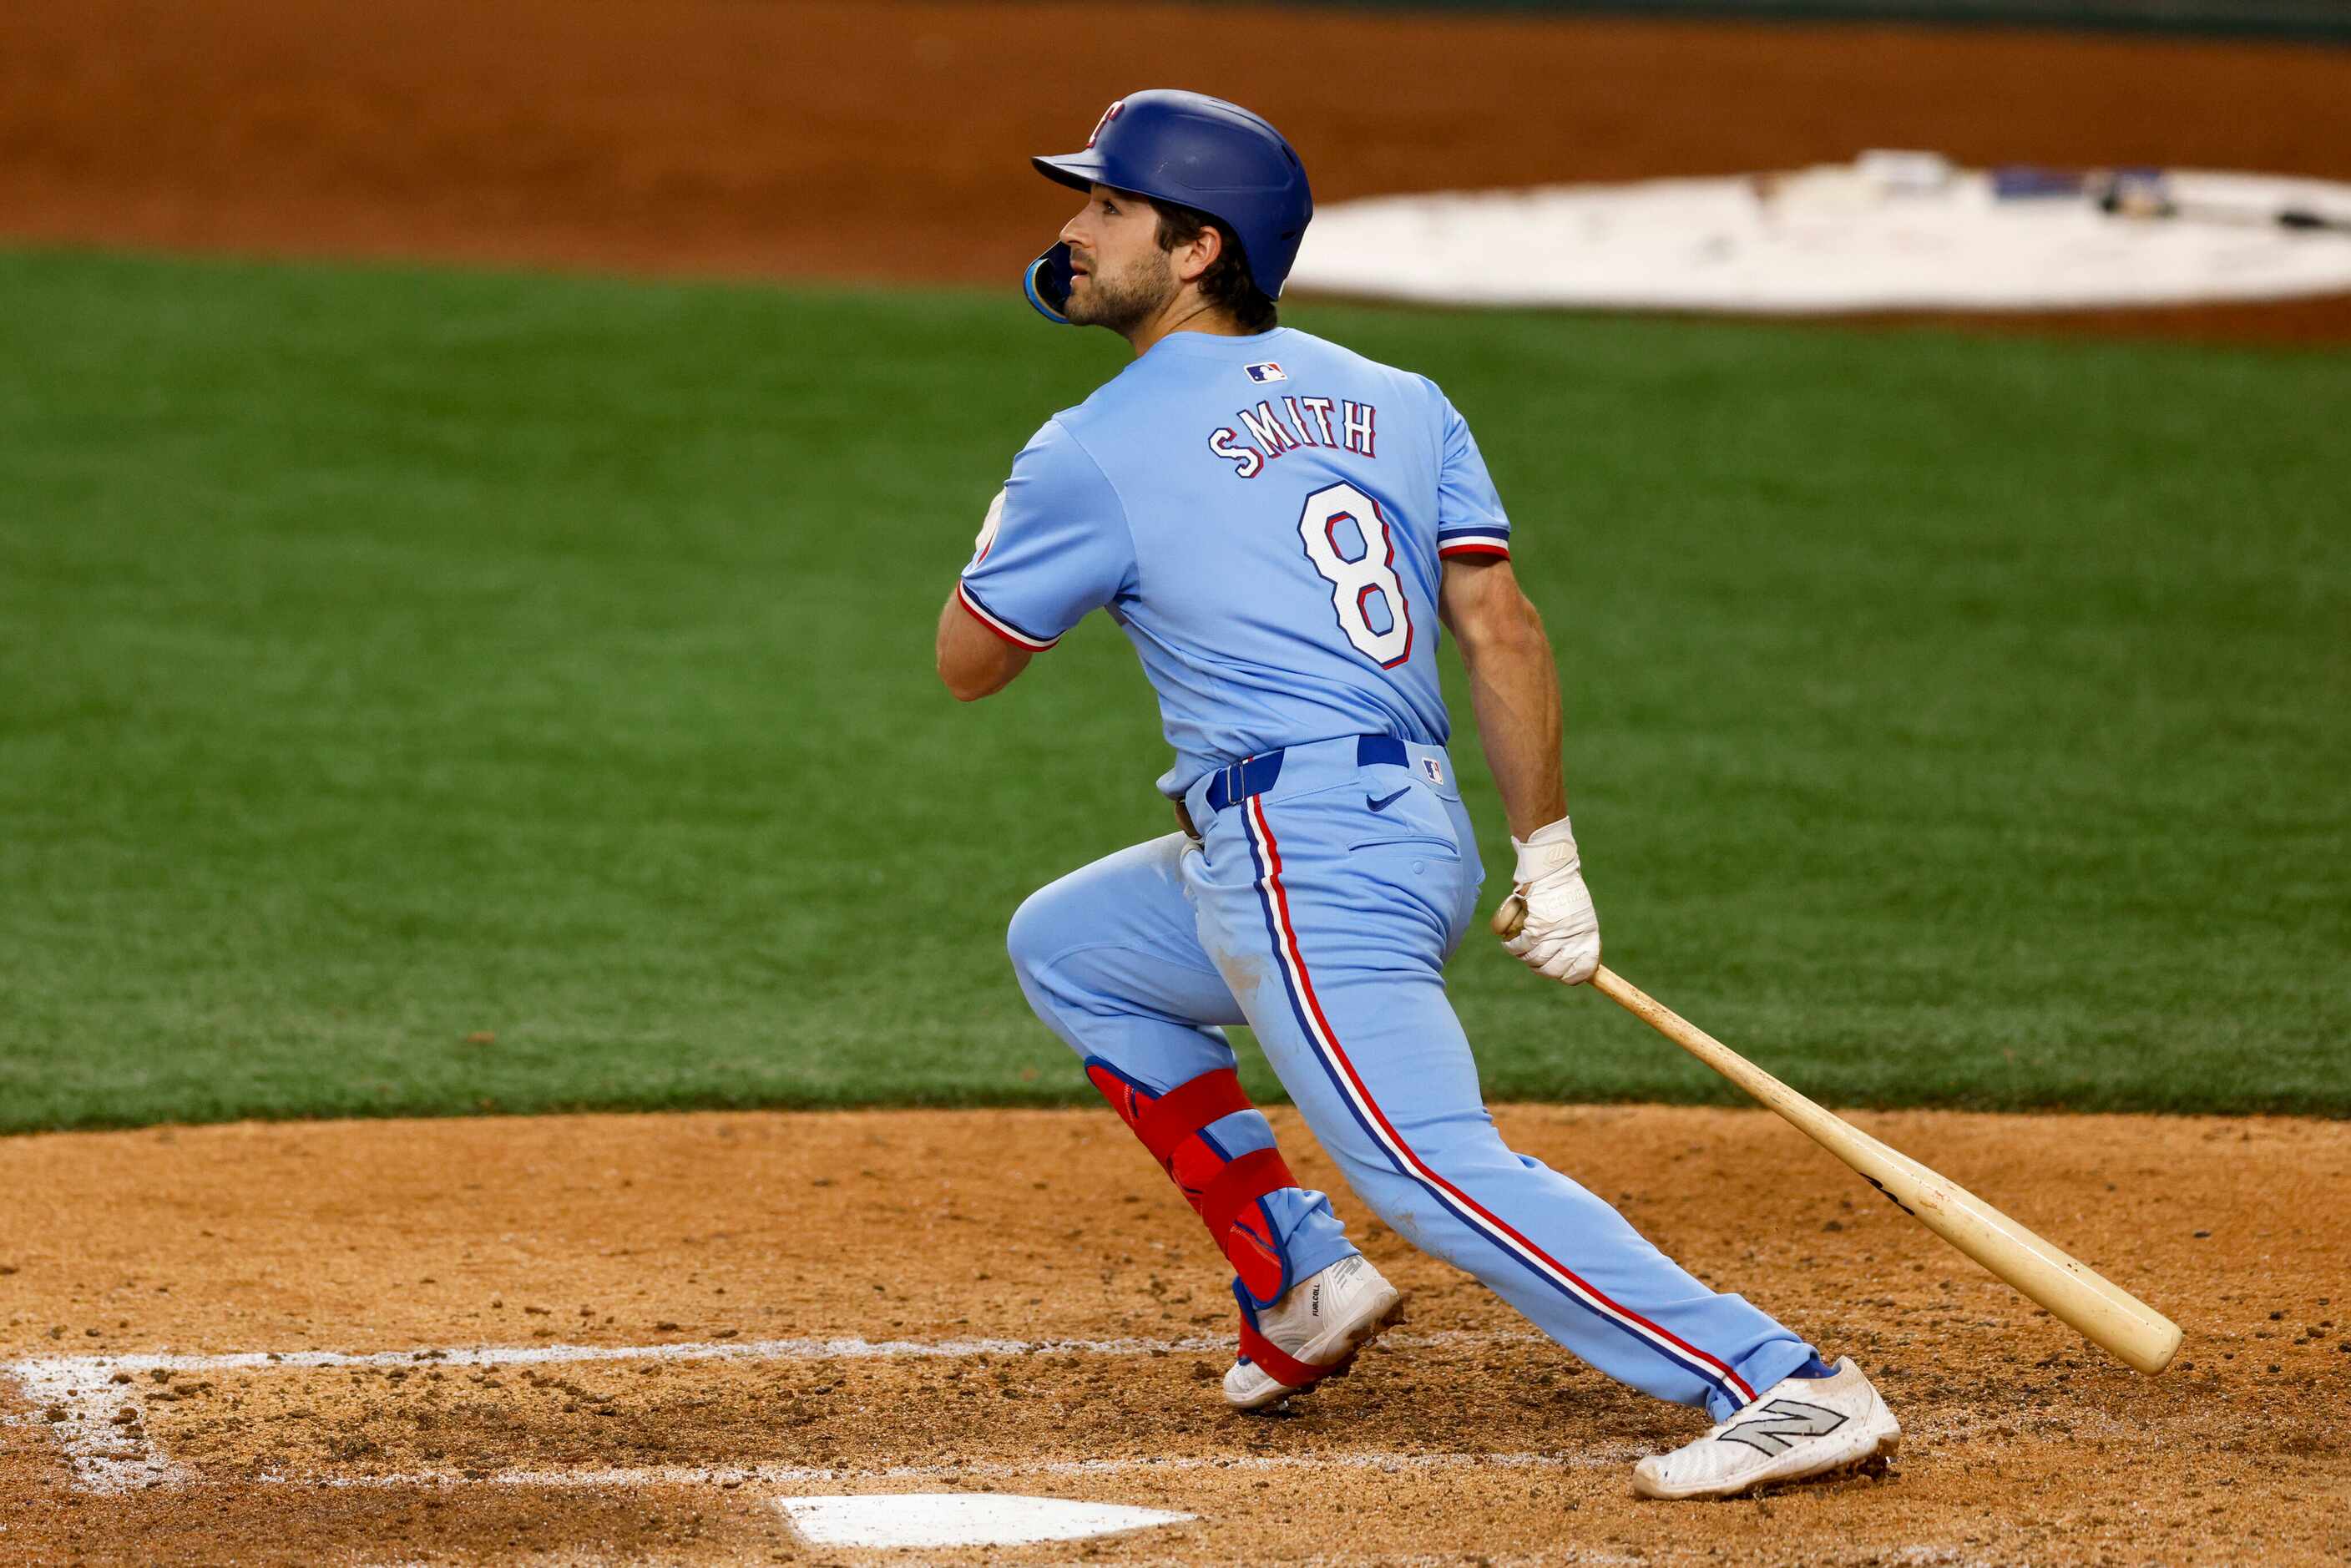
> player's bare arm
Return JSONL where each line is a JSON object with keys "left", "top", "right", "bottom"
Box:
{"left": 1438, "top": 555, "right": 1567, "bottom": 835}
{"left": 935, "top": 586, "right": 1030, "bottom": 701}
{"left": 1439, "top": 554, "right": 1600, "bottom": 986}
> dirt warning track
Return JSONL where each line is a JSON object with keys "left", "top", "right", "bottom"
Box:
{"left": 3, "top": 0, "right": 2350, "bottom": 341}
{"left": 3, "top": 1105, "right": 2345, "bottom": 1564}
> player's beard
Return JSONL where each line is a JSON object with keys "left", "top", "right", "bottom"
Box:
{"left": 1064, "top": 249, "right": 1178, "bottom": 335}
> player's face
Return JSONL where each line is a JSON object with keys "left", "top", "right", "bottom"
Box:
{"left": 1058, "top": 186, "right": 1178, "bottom": 332}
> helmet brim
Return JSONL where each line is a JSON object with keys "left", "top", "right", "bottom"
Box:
{"left": 1032, "top": 153, "right": 1110, "bottom": 195}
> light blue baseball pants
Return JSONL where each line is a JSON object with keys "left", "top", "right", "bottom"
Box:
{"left": 1008, "top": 735, "right": 1818, "bottom": 1420}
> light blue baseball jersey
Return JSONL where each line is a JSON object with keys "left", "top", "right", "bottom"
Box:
{"left": 956, "top": 326, "right": 1514, "bottom": 797}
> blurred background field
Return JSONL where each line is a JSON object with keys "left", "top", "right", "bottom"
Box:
{"left": 3, "top": 247, "right": 2343, "bottom": 1130}
{"left": 9, "top": 2, "right": 2351, "bottom": 336}
{"left": 3, "top": 1, "right": 2347, "bottom": 1135}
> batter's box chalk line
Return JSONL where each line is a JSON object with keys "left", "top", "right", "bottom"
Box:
{"left": 3, "top": 1327, "right": 1545, "bottom": 1496}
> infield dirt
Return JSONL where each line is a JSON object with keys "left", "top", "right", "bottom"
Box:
{"left": 4, "top": 1105, "right": 2347, "bottom": 1564}
{"left": 3, "top": 0, "right": 2349, "bottom": 341}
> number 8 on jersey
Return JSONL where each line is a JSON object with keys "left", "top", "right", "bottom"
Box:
{"left": 1298, "top": 481, "right": 1413, "bottom": 669}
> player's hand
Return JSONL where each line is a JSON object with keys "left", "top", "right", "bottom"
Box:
{"left": 1500, "top": 817, "right": 1600, "bottom": 984}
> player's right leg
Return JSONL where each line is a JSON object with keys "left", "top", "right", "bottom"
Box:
{"left": 1180, "top": 741, "right": 1876, "bottom": 1439}
{"left": 1006, "top": 832, "right": 1387, "bottom": 1395}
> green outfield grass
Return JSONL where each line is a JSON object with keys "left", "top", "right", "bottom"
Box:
{"left": 2, "top": 248, "right": 2343, "bottom": 1131}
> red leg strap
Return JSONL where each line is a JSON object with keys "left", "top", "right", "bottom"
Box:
{"left": 1132, "top": 1067, "right": 1250, "bottom": 1164}
{"left": 1237, "top": 1306, "right": 1337, "bottom": 1391}
{"left": 1200, "top": 1147, "right": 1297, "bottom": 1247}
{"left": 1084, "top": 1062, "right": 1300, "bottom": 1306}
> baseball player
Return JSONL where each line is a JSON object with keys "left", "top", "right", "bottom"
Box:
{"left": 936, "top": 89, "right": 1900, "bottom": 1500}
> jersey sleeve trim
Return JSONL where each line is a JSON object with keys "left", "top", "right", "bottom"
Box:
{"left": 956, "top": 580, "right": 1062, "bottom": 651}
{"left": 1438, "top": 524, "right": 1511, "bottom": 561}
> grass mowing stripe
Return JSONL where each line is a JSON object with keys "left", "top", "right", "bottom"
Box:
{"left": 1, "top": 247, "right": 2343, "bottom": 1130}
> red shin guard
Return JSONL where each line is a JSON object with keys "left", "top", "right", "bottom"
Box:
{"left": 1087, "top": 1062, "right": 1300, "bottom": 1305}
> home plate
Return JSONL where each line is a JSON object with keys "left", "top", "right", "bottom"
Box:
{"left": 774, "top": 1493, "right": 1195, "bottom": 1549}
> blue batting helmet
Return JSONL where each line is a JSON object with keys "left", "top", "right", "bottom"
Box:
{"left": 1021, "top": 89, "right": 1312, "bottom": 325}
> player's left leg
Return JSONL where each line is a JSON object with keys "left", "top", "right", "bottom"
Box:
{"left": 1006, "top": 832, "right": 1365, "bottom": 1331}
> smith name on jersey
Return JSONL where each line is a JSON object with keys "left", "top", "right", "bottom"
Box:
{"left": 958, "top": 326, "right": 1514, "bottom": 798}
{"left": 1207, "top": 384, "right": 1378, "bottom": 479}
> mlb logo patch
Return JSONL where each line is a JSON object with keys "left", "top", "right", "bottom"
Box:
{"left": 1245, "top": 362, "right": 1287, "bottom": 384}
{"left": 1422, "top": 756, "right": 1443, "bottom": 786}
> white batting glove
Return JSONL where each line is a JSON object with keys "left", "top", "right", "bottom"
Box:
{"left": 1502, "top": 816, "right": 1601, "bottom": 985}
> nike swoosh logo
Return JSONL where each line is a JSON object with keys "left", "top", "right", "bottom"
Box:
{"left": 1367, "top": 788, "right": 1411, "bottom": 813}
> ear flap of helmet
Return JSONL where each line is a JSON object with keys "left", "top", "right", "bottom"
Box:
{"left": 1023, "top": 243, "right": 1077, "bottom": 325}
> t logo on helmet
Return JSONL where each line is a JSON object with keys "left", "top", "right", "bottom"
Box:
{"left": 1085, "top": 100, "right": 1125, "bottom": 149}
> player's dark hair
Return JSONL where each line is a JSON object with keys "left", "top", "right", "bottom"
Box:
{"left": 1150, "top": 200, "right": 1278, "bottom": 332}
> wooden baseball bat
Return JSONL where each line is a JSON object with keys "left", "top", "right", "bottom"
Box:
{"left": 1493, "top": 893, "right": 2183, "bottom": 1375}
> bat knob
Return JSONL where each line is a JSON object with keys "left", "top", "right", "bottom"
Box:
{"left": 1492, "top": 892, "right": 1527, "bottom": 938}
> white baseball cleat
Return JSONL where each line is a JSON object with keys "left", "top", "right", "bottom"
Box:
{"left": 1223, "top": 1255, "right": 1403, "bottom": 1411}
{"left": 1631, "top": 1357, "right": 1899, "bottom": 1500}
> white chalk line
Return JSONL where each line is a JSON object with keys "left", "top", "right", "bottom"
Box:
{"left": 7, "top": 1355, "right": 200, "bottom": 1491}
{"left": 3, "top": 1328, "right": 1541, "bottom": 1495}
{"left": 13, "top": 1326, "right": 1533, "bottom": 1378}
{"left": 266, "top": 1446, "right": 1627, "bottom": 1491}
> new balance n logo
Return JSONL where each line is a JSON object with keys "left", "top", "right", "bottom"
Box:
{"left": 1713, "top": 1399, "right": 1848, "bottom": 1456}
